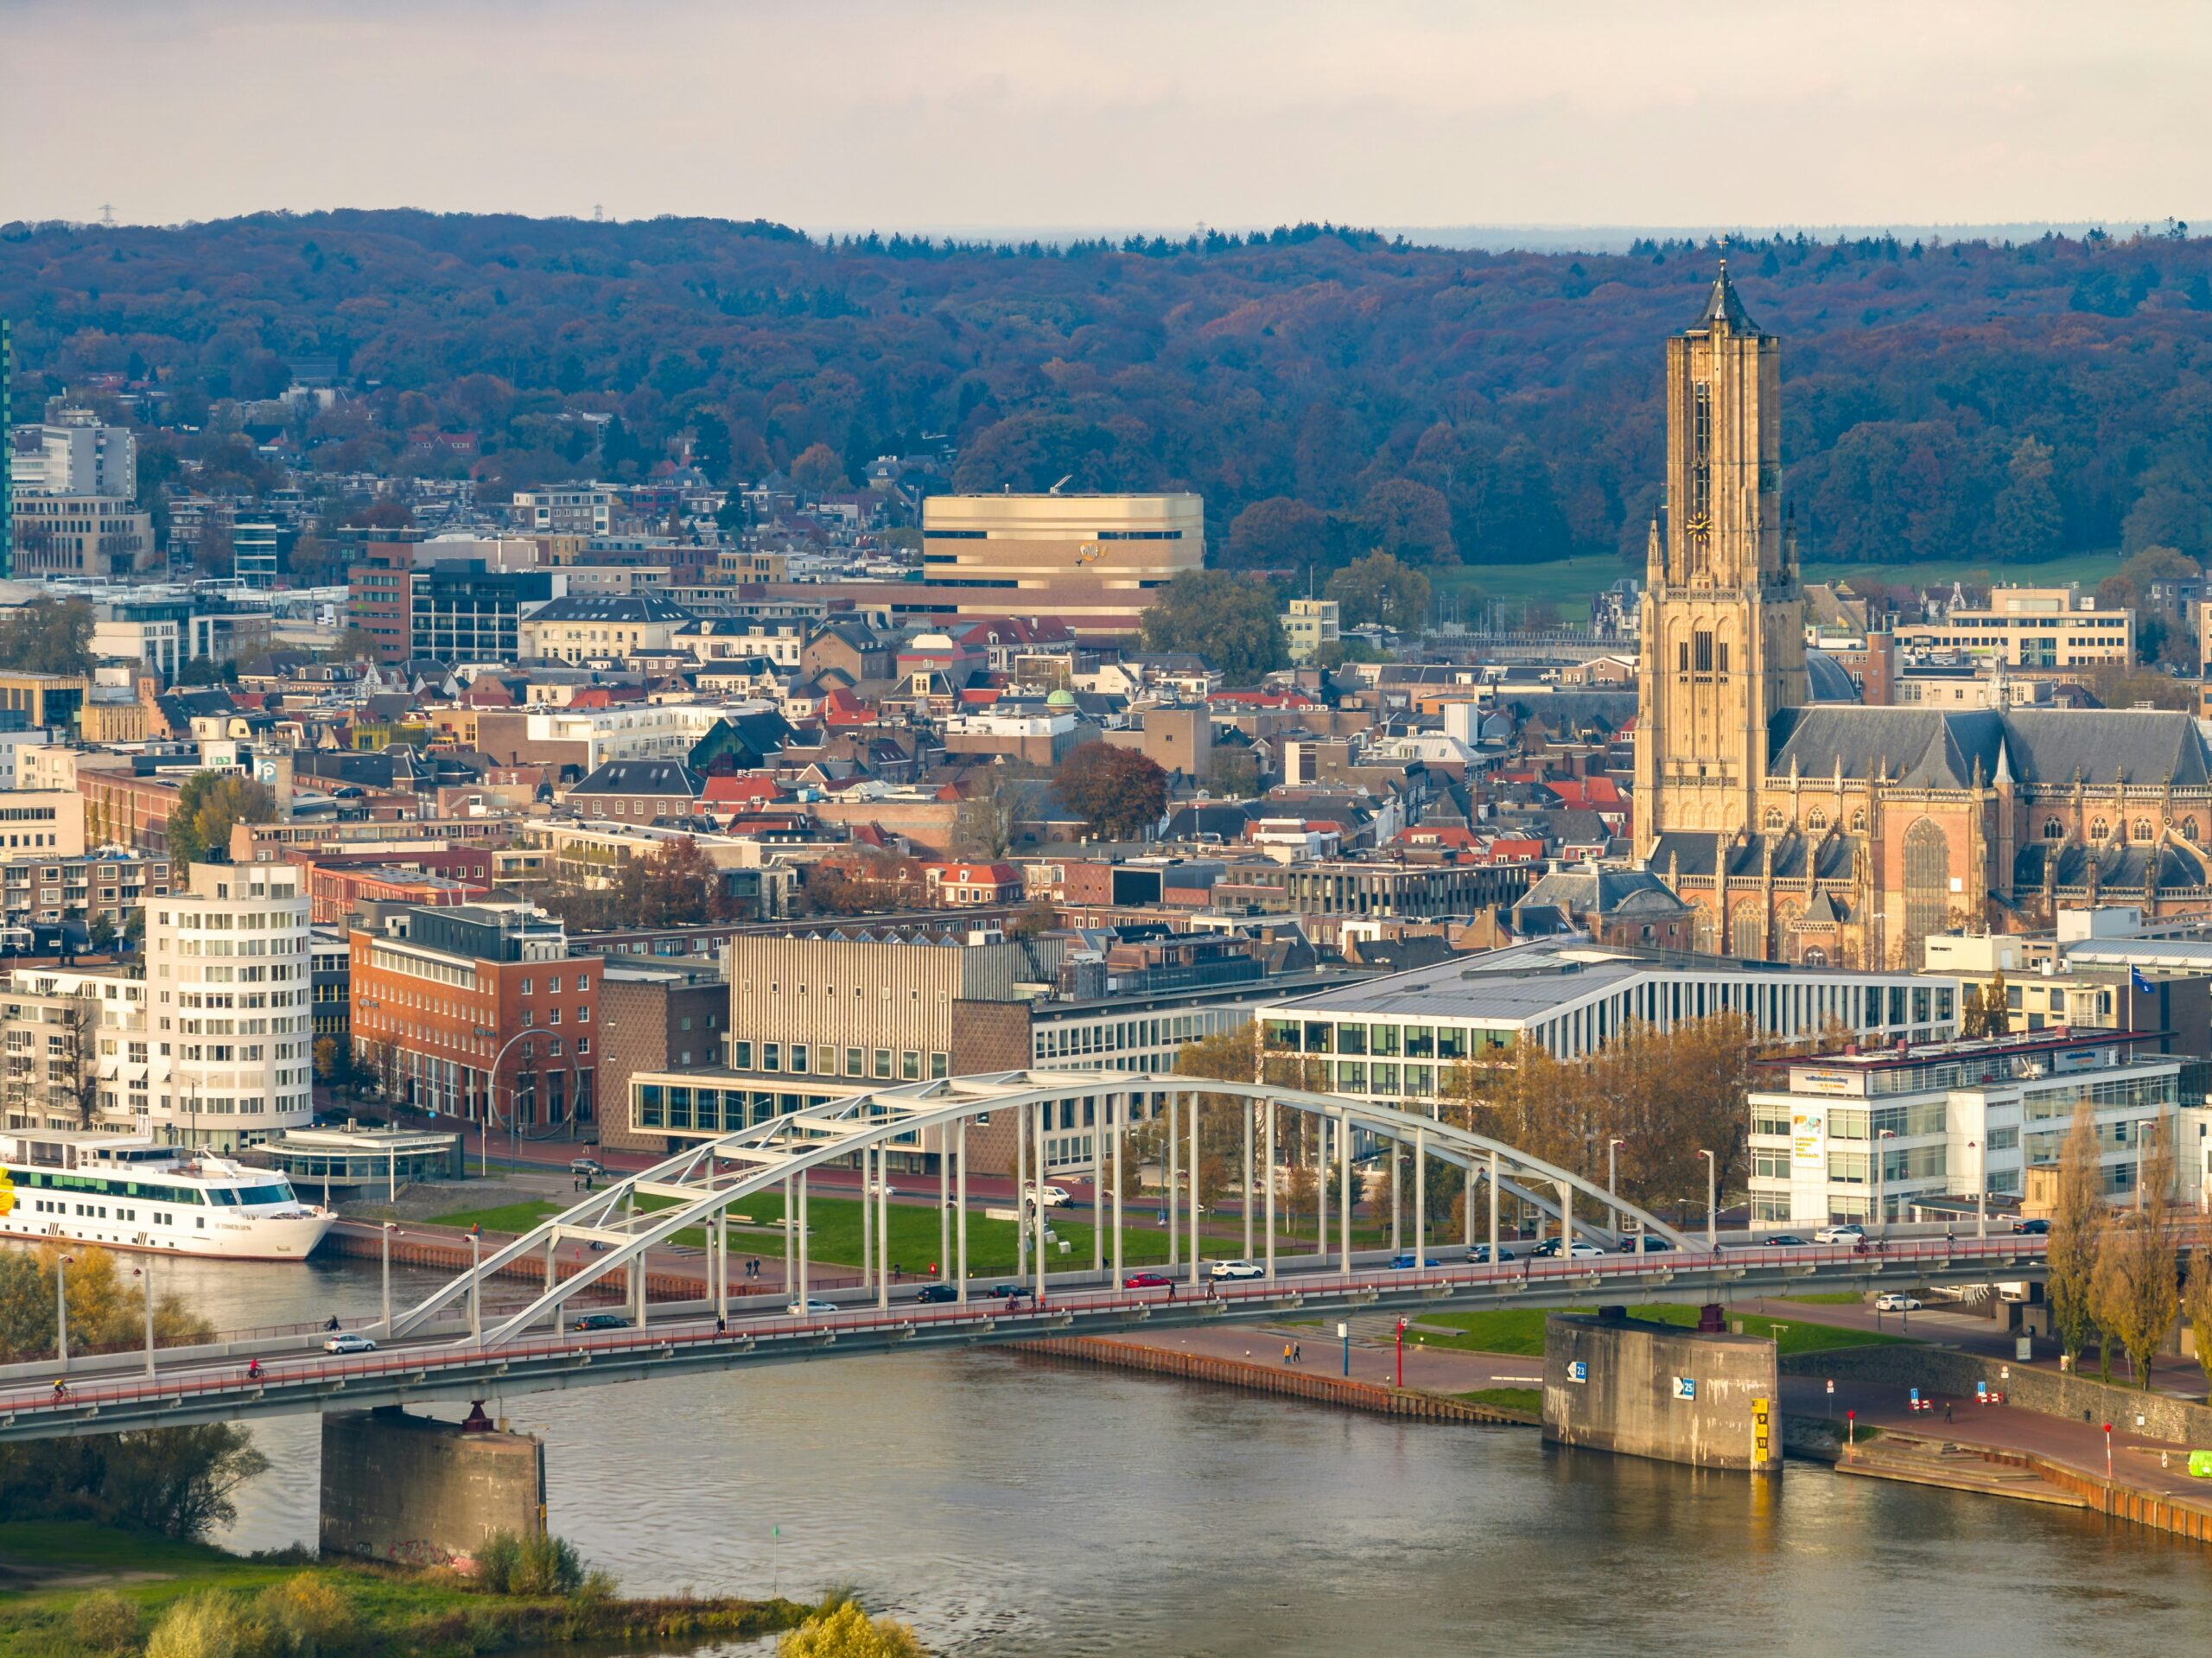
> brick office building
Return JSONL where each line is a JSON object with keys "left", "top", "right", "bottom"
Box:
{"left": 349, "top": 903, "right": 603, "bottom": 1131}
{"left": 594, "top": 957, "right": 730, "bottom": 1154}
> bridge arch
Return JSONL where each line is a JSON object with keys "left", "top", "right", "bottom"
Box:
{"left": 393, "top": 1070, "right": 1698, "bottom": 1349}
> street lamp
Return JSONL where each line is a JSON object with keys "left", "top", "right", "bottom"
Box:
{"left": 1395, "top": 1316, "right": 1408, "bottom": 1389}
{"left": 475, "top": 1027, "right": 537, "bottom": 1178}
{"left": 1607, "top": 1137, "right": 1626, "bottom": 1239}
{"left": 1697, "top": 1148, "right": 1717, "bottom": 1251}
{"left": 1968, "top": 1139, "right": 1986, "bottom": 1241}
{"left": 54, "top": 1254, "right": 73, "bottom": 1371}
{"left": 1875, "top": 1128, "right": 1897, "bottom": 1236}
{"left": 131, "top": 1266, "right": 154, "bottom": 1377}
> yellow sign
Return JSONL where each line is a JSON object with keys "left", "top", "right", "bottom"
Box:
{"left": 1790, "top": 1111, "right": 1826, "bottom": 1168}
{"left": 1752, "top": 1395, "right": 1771, "bottom": 1464}
{"left": 0, "top": 1170, "right": 13, "bottom": 1218}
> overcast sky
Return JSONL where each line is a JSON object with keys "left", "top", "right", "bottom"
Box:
{"left": 8, "top": 0, "right": 2209, "bottom": 236}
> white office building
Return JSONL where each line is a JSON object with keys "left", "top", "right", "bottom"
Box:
{"left": 1745, "top": 1029, "right": 2201, "bottom": 1227}
{"left": 12, "top": 414, "right": 136, "bottom": 499}
{"left": 146, "top": 861, "right": 315, "bottom": 1151}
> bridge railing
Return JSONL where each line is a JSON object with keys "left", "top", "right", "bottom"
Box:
{"left": 0, "top": 1231, "right": 2066, "bottom": 1423}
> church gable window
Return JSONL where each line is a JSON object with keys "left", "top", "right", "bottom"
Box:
{"left": 2186, "top": 818, "right": 2200, "bottom": 842}
{"left": 2091, "top": 817, "right": 2109, "bottom": 842}
{"left": 1694, "top": 631, "right": 1714, "bottom": 673}
{"left": 2133, "top": 819, "right": 2153, "bottom": 842}
{"left": 1731, "top": 905, "right": 1765, "bottom": 960}
{"left": 1763, "top": 808, "right": 1783, "bottom": 831}
{"left": 1851, "top": 809, "right": 1868, "bottom": 832}
{"left": 2042, "top": 817, "right": 2065, "bottom": 840}
{"left": 1807, "top": 810, "right": 1827, "bottom": 832}
{"left": 1902, "top": 818, "right": 1951, "bottom": 960}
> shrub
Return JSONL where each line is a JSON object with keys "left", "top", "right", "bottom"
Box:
{"left": 145, "top": 1592, "right": 264, "bottom": 1658}
{"left": 474, "top": 1529, "right": 583, "bottom": 1597}
{"left": 68, "top": 1590, "right": 141, "bottom": 1654}
{"left": 256, "top": 1573, "right": 357, "bottom": 1656}
{"left": 777, "top": 1599, "right": 927, "bottom": 1658}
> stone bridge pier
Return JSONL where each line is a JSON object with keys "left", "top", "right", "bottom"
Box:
{"left": 1541, "top": 1307, "right": 1782, "bottom": 1473}
{"left": 319, "top": 1405, "right": 546, "bottom": 1566}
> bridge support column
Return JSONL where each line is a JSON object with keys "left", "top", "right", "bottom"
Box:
{"left": 1263, "top": 1098, "right": 1276, "bottom": 1281}
{"left": 1188, "top": 1089, "right": 1201, "bottom": 1289}
{"left": 1017, "top": 1093, "right": 1030, "bottom": 1281}
{"left": 782, "top": 1176, "right": 793, "bottom": 1296}
{"left": 320, "top": 1407, "right": 545, "bottom": 1567}
{"left": 861, "top": 1144, "right": 874, "bottom": 1293}
{"left": 1414, "top": 1128, "right": 1426, "bottom": 1266}
{"left": 1166, "top": 1091, "right": 1179, "bottom": 1271}
{"left": 1488, "top": 1151, "right": 1499, "bottom": 1265}
{"left": 955, "top": 1118, "right": 969, "bottom": 1305}
{"left": 878, "top": 1147, "right": 891, "bottom": 1310}
{"left": 939, "top": 1134, "right": 950, "bottom": 1286}
{"left": 797, "top": 1172, "right": 810, "bottom": 1304}
{"left": 1110, "top": 1097, "right": 1124, "bottom": 1286}
{"left": 1541, "top": 1312, "right": 1780, "bottom": 1473}
{"left": 1036, "top": 1098, "right": 1051, "bottom": 1299}
{"left": 1243, "top": 1100, "right": 1254, "bottom": 1262}
{"left": 715, "top": 1208, "right": 728, "bottom": 1324}
{"left": 1390, "top": 1140, "right": 1402, "bottom": 1260}
{"left": 1338, "top": 1111, "right": 1351, "bottom": 1273}
{"left": 1315, "top": 1115, "right": 1328, "bottom": 1268}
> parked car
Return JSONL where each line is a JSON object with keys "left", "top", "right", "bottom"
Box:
{"left": 569, "top": 1157, "right": 605, "bottom": 1177}
{"left": 323, "top": 1332, "right": 377, "bottom": 1355}
{"left": 1874, "top": 1293, "right": 1923, "bottom": 1312}
{"left": 1389, "top": 1253, "right": 1445, "bottom": 1268}
{"left": 1529, "top": 1239, "right": 1606, "bottom": 1259}
{"left": 867, "top": 1180, "right": 897, "bottom": 1198}
{"left": 915, "top": 1283, "right": 958, "bottom": 1303}
{"left": 1025, "top": 1183, "right": 1071, "bottom": 1208}
{"left": 2012, "top": 1217, "right": 2051, "bottom": 1235}
{"left": 1123, "top": 1272, "right": 1173, "bottom": 1289}
{"left": 569, "top": 1312, "right": 626, "bottom": 1331}
{"left": 1813, "top": 1223, "right": 1866, "bottom": 1244}
{"left": 1615, "top": 1235, "right": 1675, "bottom": 1253}
{"left": 1465, "top": 1243, "right": 1517, "bottom": 1264}
{"left": 787, "top": 1298, "right": 837, "bottom": 1317}
{"left": 1211, "top": 1260, "right": 1264, "bottom": 1280}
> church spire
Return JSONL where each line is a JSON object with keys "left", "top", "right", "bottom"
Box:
{"left": 1690, "top": 258, "right": 1764, "bottom": 336}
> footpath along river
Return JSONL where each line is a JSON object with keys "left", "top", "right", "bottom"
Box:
{"left": 146, "top": 1251, "right": 2212, "bottom": 1657}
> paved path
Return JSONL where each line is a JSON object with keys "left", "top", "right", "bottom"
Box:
{"left": 1075, "top": 1318, "right": 1536, "bottom": 1396}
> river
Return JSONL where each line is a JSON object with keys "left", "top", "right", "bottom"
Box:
{"left": 128, "top": 1254, "right": 2212, "bottom": 1655}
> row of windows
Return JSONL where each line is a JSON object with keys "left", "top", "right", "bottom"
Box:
{"left": 731, "top": 1040, "right": 946, "bottom": 1082}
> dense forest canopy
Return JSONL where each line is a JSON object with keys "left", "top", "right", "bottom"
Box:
{"left": 5, "top": 211, "right": 2212, "bottom": 573}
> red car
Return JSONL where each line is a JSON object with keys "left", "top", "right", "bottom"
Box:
{"left": 1123, "top": 1272, "right": 1173, "bottom": 1288}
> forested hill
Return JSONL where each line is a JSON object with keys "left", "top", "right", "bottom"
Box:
{"left": 5, "top": 211, "right": 2212, "bottom": 572}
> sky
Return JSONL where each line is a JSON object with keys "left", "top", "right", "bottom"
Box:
{"left": 7, "top": 0, "right": 2210, "bottom": 238}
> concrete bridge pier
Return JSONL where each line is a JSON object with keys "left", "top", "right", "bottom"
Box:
{"left": 320, "top": 1403, "right": 546, "bottom": 1567}
{"left": 1541, "top": 1310, "right": 1781, "bottom": 1473}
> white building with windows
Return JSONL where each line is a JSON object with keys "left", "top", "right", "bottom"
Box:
{"left": 1266, "top": 940, "right": 1958, "bottom": 1103}
{"left": 146, "top": 861, "right": 315, "bottom": 1151}
{"left": 1745, "top": 1028, "right": 2201, "bottom": 1227}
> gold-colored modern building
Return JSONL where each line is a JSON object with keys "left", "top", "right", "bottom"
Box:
{"left": 920, "top": 492, "right": 1204, "bottom": 636}
{"left": 1891, "top": 586, "right": 2133, "bottom": 670}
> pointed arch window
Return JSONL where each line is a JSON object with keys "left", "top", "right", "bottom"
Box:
{"left": 1763, "top": 808, "right": 1783, "bottom": 831}
{"left": 1850, "top": 809, "right": 1868, "bottom": 833}
{"left": 2091, "top": 818, "right": 2109, "bottom": 842}
{"left": 2133, "top": 819, "right": 2154, "bottom": 842}
{"left": 2042, "top": 817, "right": 2065, "bottom": 840}
{"left": 2185, "top": 818, "right": 2201, "bottom": 842}
{"left": 1807, "top": 810, "right": 1827, "bottom": 832}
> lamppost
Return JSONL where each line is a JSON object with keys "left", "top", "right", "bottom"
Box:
{"left": 1698, "top": 1148, "right": 1717, "bottom": 1251}
{"left": 474, "top": 1027, "right": 537, "bottom": 1178}
{"left": 1875, "top": 1128, "right": 1897, "bottom": 1235}
{"left": 131, "top": 1265, "right": 154, "bottom": 1377}
{"left": 1968, "top": 1138, "right": 1986, "bottom": 1241}
{"left": 1395, "top": 1316, "right": 1408, "bottom": 1389}
{"left": 1607, "top": 1137, "right": 1626, "bottom": 1239}
{"left": 54, "top": 1253, "right": 73, "bottom": 1371}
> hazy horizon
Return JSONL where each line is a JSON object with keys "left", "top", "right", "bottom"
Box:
{"left": 7, "top": 1, "right": 2209, "bottom": 232}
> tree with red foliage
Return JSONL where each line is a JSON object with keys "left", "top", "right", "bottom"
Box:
{"left": 1056, "top": 743, "right": 1168, "bottom": 842}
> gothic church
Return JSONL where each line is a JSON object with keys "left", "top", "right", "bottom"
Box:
{"left": 1633, "top": 269, "right": 2212, "bottom": 968}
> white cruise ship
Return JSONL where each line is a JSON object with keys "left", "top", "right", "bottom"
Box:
{"left": 0, "top": 1132, "right": 334, "bottom": 1261}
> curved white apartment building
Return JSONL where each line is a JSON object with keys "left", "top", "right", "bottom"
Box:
{"left": 147, "top": 861, "right": 315, "bottom": 1152}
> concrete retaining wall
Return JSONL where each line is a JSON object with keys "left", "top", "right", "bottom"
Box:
{"left": 1014, "top": 1337, "right": 1533, "bottom": 1424}
{"left": 320, "top": 1408, "right": 545, "bottom": 1567}
{"left": 1784, "top": 1345, "right": 2212, "bottom": 1445}
{"left": 1544, "top": 1313, "right": 1781, "bottom": 1472}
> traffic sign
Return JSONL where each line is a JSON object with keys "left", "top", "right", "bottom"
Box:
{"left": 1671, "top": 1375, "right": 1696, "bottom": 1401}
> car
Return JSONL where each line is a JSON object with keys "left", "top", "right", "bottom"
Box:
{"left": 986, "top": 1282, "right": 1027, "bottom": 1299}
{"left": 787, "top": 1298, "right": 837, "bottom": 1316}
{"left": 1211, "top": 1260, "right": 1264, "bottom": 1280}
{"left": 1465, "top": 1243, "right": 1517, "bottom": 1264}
{"left": 1389, "top": 1253, "right": 1445, "bottom": 1268}
{"left": 2012, "top": 1217, "right": 2051, "bottom": 1235}
{"left": 569, "top": 1157, "right": 605, "bottom": 1177}
{"left": 570, "top": 1312, "right": 626, "bottom": 1331}
{"left": 1874, "top": 1293, "right": 1923, "bottom": 1312}
{"left": 1761, "top": 1235, "right": 1811, "bottom": 1248}
{"left": 1024, "top": 1183, "right": 1071, "bottom": 1208}
{"left": 1529, "top": 1239, "right": 1607, "bottom": 1259}
{"left": 1814, "top": 1223, "right": 1866, "bottom": 1244}
{"left": 323, "top": 1332, "right": 377, "bottom": 1355}
{"left": 915, "top": 1283, "right": 958, "bottom": 1303}
{"left": 1615, "top": 1235, "right": 1675, "bottom": 1253}
{"left": 1123, "top": 1271, "right": 1173, "bottom": 1289}
{"left": 867, "top": 1180, "right": 897, "bottom": 1198}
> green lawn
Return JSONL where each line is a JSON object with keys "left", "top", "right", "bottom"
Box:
{"left": 1456, "top": 1387, "right": 1541, "bottom": 1415}
{"left": 1780, "top": 1292, "right": 1868, "bottom": 1305}
{"left": 0, "top": 1522, "right": 809, "bottom": 1657}
{"left": 428, "top": 1201, "right": 563, "bottom": 1236}
{"left": 1416, "top": 1305, "right": 1904, "bottom": 1360}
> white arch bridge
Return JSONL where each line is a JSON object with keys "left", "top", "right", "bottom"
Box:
{"left": 0, "top": 1070, "right": 2058, "bottom": 1442}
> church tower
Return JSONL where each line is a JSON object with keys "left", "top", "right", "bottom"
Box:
{"left": 1634, "top": 265, "right": 1807, "bottom": 858}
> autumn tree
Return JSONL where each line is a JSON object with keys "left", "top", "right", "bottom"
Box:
{"left": 777, "top": 1599, "right": 926, "bottom": 1658}
{"left": 954, "top": 768, "right": 1036, "bottom": 859}
{"left": 2181, "top": 1246, "right": 2212, "bottom": 1395}
{"left": 0, "top": 597, "right": 98, "bottom": 676}
{"left": 789, "top": 442, "right": 847, "bottom": 496}
{"left": 1356, "top": 479, "right": 1456, "bottom": 567}
{"left": 0, "top": 1244, "right": 212, "bottom": 1364}
{"left": 1325, "top": 549, "right": 1432, "bottom": 632}
{"left": 164, "top": 773, "right": 278, "bottom": 867}
{"left": 1055, "top": 743, "right": 1167, "bottom": 842}
{"left": 1139, "top": 570, "right": 1287, "bottom": 684}
{"left": 1226, "top": 496, "right": 1333, "bottom": 573}
{"left": 2089, "top": 1119, "right": 2179, "bottom": 1388}
{"left": 1989, "top": 435, "right": 2064, "bottom": 563}
{"left": 2046, "top": 1101, "right": 2105, "bottom": 1369}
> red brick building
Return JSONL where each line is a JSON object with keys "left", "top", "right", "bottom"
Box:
{"left": 350, "top": 903, "right": 602, "bottom": 1129}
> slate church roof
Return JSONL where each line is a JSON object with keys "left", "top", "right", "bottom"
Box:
{"left": 1767, "top": 708, "right": 2212, "bottom": 790}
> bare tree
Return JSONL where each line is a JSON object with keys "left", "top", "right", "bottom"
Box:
{"left": 954, "top": 768, "right": 1036, "bottom": 860}
{"left": 2047, "top": 1102, "right": 2105, "bottom": 1370}
{"left": 64, "top": 996, "right": 102, "bottom": 1129}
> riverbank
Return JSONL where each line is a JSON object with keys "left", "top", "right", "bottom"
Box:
{"left": 0, "top": 1523, "right": 811, "bottom": 1658}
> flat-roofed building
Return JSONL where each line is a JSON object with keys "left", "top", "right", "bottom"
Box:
{"left": 1892, "top": 584, "right": 2133, "bottom": 670}
{"left": 921, "top": 492, "right": 1203, "bottom": 637}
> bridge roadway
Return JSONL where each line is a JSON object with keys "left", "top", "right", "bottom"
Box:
{"left": 0, "top": 1233, "right": 2048, "bottom": 1443}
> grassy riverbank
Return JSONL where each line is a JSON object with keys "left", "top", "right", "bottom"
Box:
{"left": 1413, "top": 1306, "right": 1906, "bottom": 1359}
{"left": 0, "top": 1522, "right": 810, "bottom": 1658}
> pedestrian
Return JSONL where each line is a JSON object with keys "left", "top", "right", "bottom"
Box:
{"left": 1294, "top": 1342, "right": 1302, "bottom": 1364}
{"left": 1166, "top": 1281, "right": 1175, "bottom": 1303}
{"left": 715, "top": 1314, "right": 726, "bottom": 1334}
{"left": 1283, "top": 1342, "right": 1292, "bottom": 1365}
{"left": 1945, "top": 1401, "right": 1953, "bottom": 1423}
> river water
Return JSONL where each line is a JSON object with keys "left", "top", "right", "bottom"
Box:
{"left": 139, "top": 1254, "right": 2212, "bottom": 1655}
